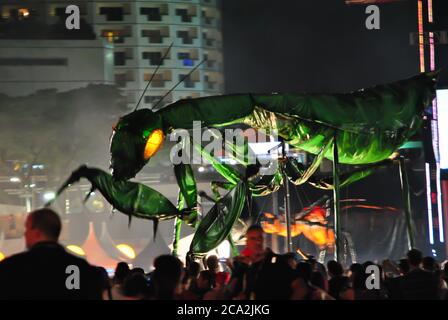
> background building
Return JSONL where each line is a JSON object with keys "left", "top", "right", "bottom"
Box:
{"left": 0, "top": 0, "right": 224, "bottom": 108}
{"left": 86, "top": 0, "right": 225, "bottom": 108}
{"left": 0, "top": 39, "right": 114, "bottom": 97}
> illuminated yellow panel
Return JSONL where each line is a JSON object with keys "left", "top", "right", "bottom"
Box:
{"left": 143, "top": 129, "right": 164, "bottom": 160}
{"left": 107, "top": 31, "right": 114, "bottom": 43}
{"left": 428, "top": 0, "right": 433, "bottom": 23}
{"left": 0, "top": 252, "right": 5, "bottom": 262}
{"left": 418, "top": 0, "right": 425, "bottom": 73}
{"left": 66, "top": 245, "right": 86, "bottom": 256}
{"left": 116, "top": 244, "right": 136, "bottom": 259}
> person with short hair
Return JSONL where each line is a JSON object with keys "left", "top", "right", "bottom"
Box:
{"left": 291, "top": 262, "right": 334, "bottom": 300}
{"left": 227, "top": 225, "right": 291, "bottom": 299}
{"left": 203, "top": 271, "right": 231, "bottom": 300}
{"left": 205, "top": 255, "right": 219, "bottom": 287}
{"left": 149, "top": 254, "right": 183, "bottom": 300}
{"left": 327, "top": 260, "right": 349, "bottom": 300}
{"left": 399, "top": 249, "right": 441, "bottom": 299}
{"left": 0, "top": 208, "right": 102, "bottom": 300}
{"left": 194, "top": 270, "right": 214, "bottom": 299}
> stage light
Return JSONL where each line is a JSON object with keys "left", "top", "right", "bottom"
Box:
{"left": 425, "top": 163, "right": 434, "bottom": 245}
{"left": 437, "top": 90, "right": 448, "bottom": 170}
{"left": 436, "top": 163, "right": 444, "bottom": 243}
{"left": 66, "top": 245, "right": 85, "bottom": 256}
{"left": 428, "top": 0, "right": 433, "bottom": 23}
{"left": 19, "top": 9, "right": 30, "bottom": 17}
{"left": 9, "top": 177, "right": 21, "bottom": 183}
{"left": 215, "top": 240, "right": 231, "bottom": 259}
{"left": 198, "top": 166, "right": 205, "bottom": 173}
{"left": 116, "top": 244, "right": 136, "bottom": 259}
{"left": 43, "top": 191, "right": 56, "bottom": 201}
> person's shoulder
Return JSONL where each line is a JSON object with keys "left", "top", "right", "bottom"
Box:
{"left": 60, "top": 249, "right": 99, "bottom": 273}
{"left": 402, "top": 269, "right": 435, "bottom": 282}
{"left": 0, "top": 251, "right": 30, "bottom": 269}
{"left": 410, "top": 269, "right": 433, "bottom": 277}
{"left": 60, "top": 248, "right": 89, "bottom": 264}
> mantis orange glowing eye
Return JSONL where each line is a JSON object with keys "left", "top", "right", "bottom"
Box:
{"left": 144, "top": 129, "right": 164, "bottom": 160}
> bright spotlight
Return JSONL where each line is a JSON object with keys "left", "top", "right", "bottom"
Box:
{"left": 9, "top": 177, "right": 21, "bottom": 183}
{"left": 66, "top": 245, "right": 85, "bottom": 256}
{"left": 198, "top": 166, "right": 205, "bottom": 173}
{"left": 19, "top": 8, "right": 30, "bottom": 17}
{"left": 43, "top": 192, "right": 56, "bottom": 201}
{"left": 215, "top": 240, "right": 231, "bottom": 259}
{"left": 116, "top": 244, "right": 136, "bottom": 259}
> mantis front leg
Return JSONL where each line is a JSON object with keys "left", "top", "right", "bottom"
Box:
{"left": 173, "top": 163, "right": 199, "bottom": 256}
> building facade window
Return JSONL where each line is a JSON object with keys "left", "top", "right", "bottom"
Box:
{"left": 179, "top": 74, "right": 195, "bottom": 88}
{"left": 176, "top": 9, "right": 191, "bottom": 23}
{"left": 99, "top": 7, "right": 124, "bottom": 21}
{"left": 142, "top": 30, "right": 162, "bottom": 43}
{"left": 140, "top": 7, "right": 161, "bottom": 21}
{"left": 114, "top": 52, "right": 126, "bottom": 66}
{"left": 142, "top": 52, "right": 163, "bottom": 65}
{"left": 177, "top": 30, "right": 196, "bottom": 44}
{"left": 101, "top": 28, "right": 131, "bottom": 44}
{"left": 144, "top": 73, "right": 165, "bottom": 87}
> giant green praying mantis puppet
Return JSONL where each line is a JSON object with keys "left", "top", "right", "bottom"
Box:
{"left": 48, "top": 70, "right": 438, "bottom": 262}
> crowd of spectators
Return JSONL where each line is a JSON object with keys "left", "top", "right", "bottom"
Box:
{"left": 0, "top": 209, "right": 447, "bottom": 300}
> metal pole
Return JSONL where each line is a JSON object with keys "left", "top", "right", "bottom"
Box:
{"left": 272, "top": 192, "right": 279, "bottom": 253}
{"left": 270, "top": 135, "right": 279, "bottom": 252}
{"left": 282, "top": 140, "right": 293, "bottom": 253}
{"left": 332, "top": 136, "right": 342, "bottom": 262}
{"left": 398, "top": 157, "right": 415, "bottom": 249}
{"left": 173, "top": 217, "right": 182, "bottom": 257}
{"left": 173, "top": 191, "right": 185, "bottom": 257}
{"left": 284, "top": 175, "right": 293, "bottom": 253}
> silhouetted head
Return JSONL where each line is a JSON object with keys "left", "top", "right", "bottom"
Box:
{"left": 422, "top": 256, "right": 438, "bottom": 272}
{"left": 295, "top": 262, "right": 313, "bottom": 283}
{"left": 197, "top": 270, "right": 213, "bottom": 290}
{"left": 244, "top": 225, "right": 265, "bottom": 256}
{"left": 122, "top": 272, "right": 149, "bottom": 298}
{"left": 327, "top": 260, "right": 344, "bottom": 277}
{"left": 206, "top": 255, "right": 219, "bottom": 273}
{"left": 114, "top": 262, "right": 131, "bottom": 284}
{"left": 398, "top": 258, "right": 410, "bottom": 275}
{"left": 110, "top": 109, "right": 164, "bottom": 180}
{"left": 407, "top": 248, "right": 423, "bottom": 268}
{"left": 152, "top": 255, "right": 183, "bottom": 299}
{"left": 25, "top": 208, "right": 61, "bottom": 249}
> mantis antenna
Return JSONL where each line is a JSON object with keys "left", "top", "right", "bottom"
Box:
{"left": 152, "top": 58, "right": 206, "bottom": 110}
{"left": 133, "top": 42, "right": 174, "bottom": 112}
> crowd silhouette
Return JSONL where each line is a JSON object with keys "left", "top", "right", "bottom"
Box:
{"left": 0, "top": 209, "right": 447, "bottom": 300}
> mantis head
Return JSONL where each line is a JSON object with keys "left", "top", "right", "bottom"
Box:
{"left": 110, "top": 109, "right": 165, "bottom": 180}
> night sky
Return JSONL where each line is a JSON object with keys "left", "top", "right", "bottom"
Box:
{"left": 221, "top": 0, "right": 447, "bottom": 94}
